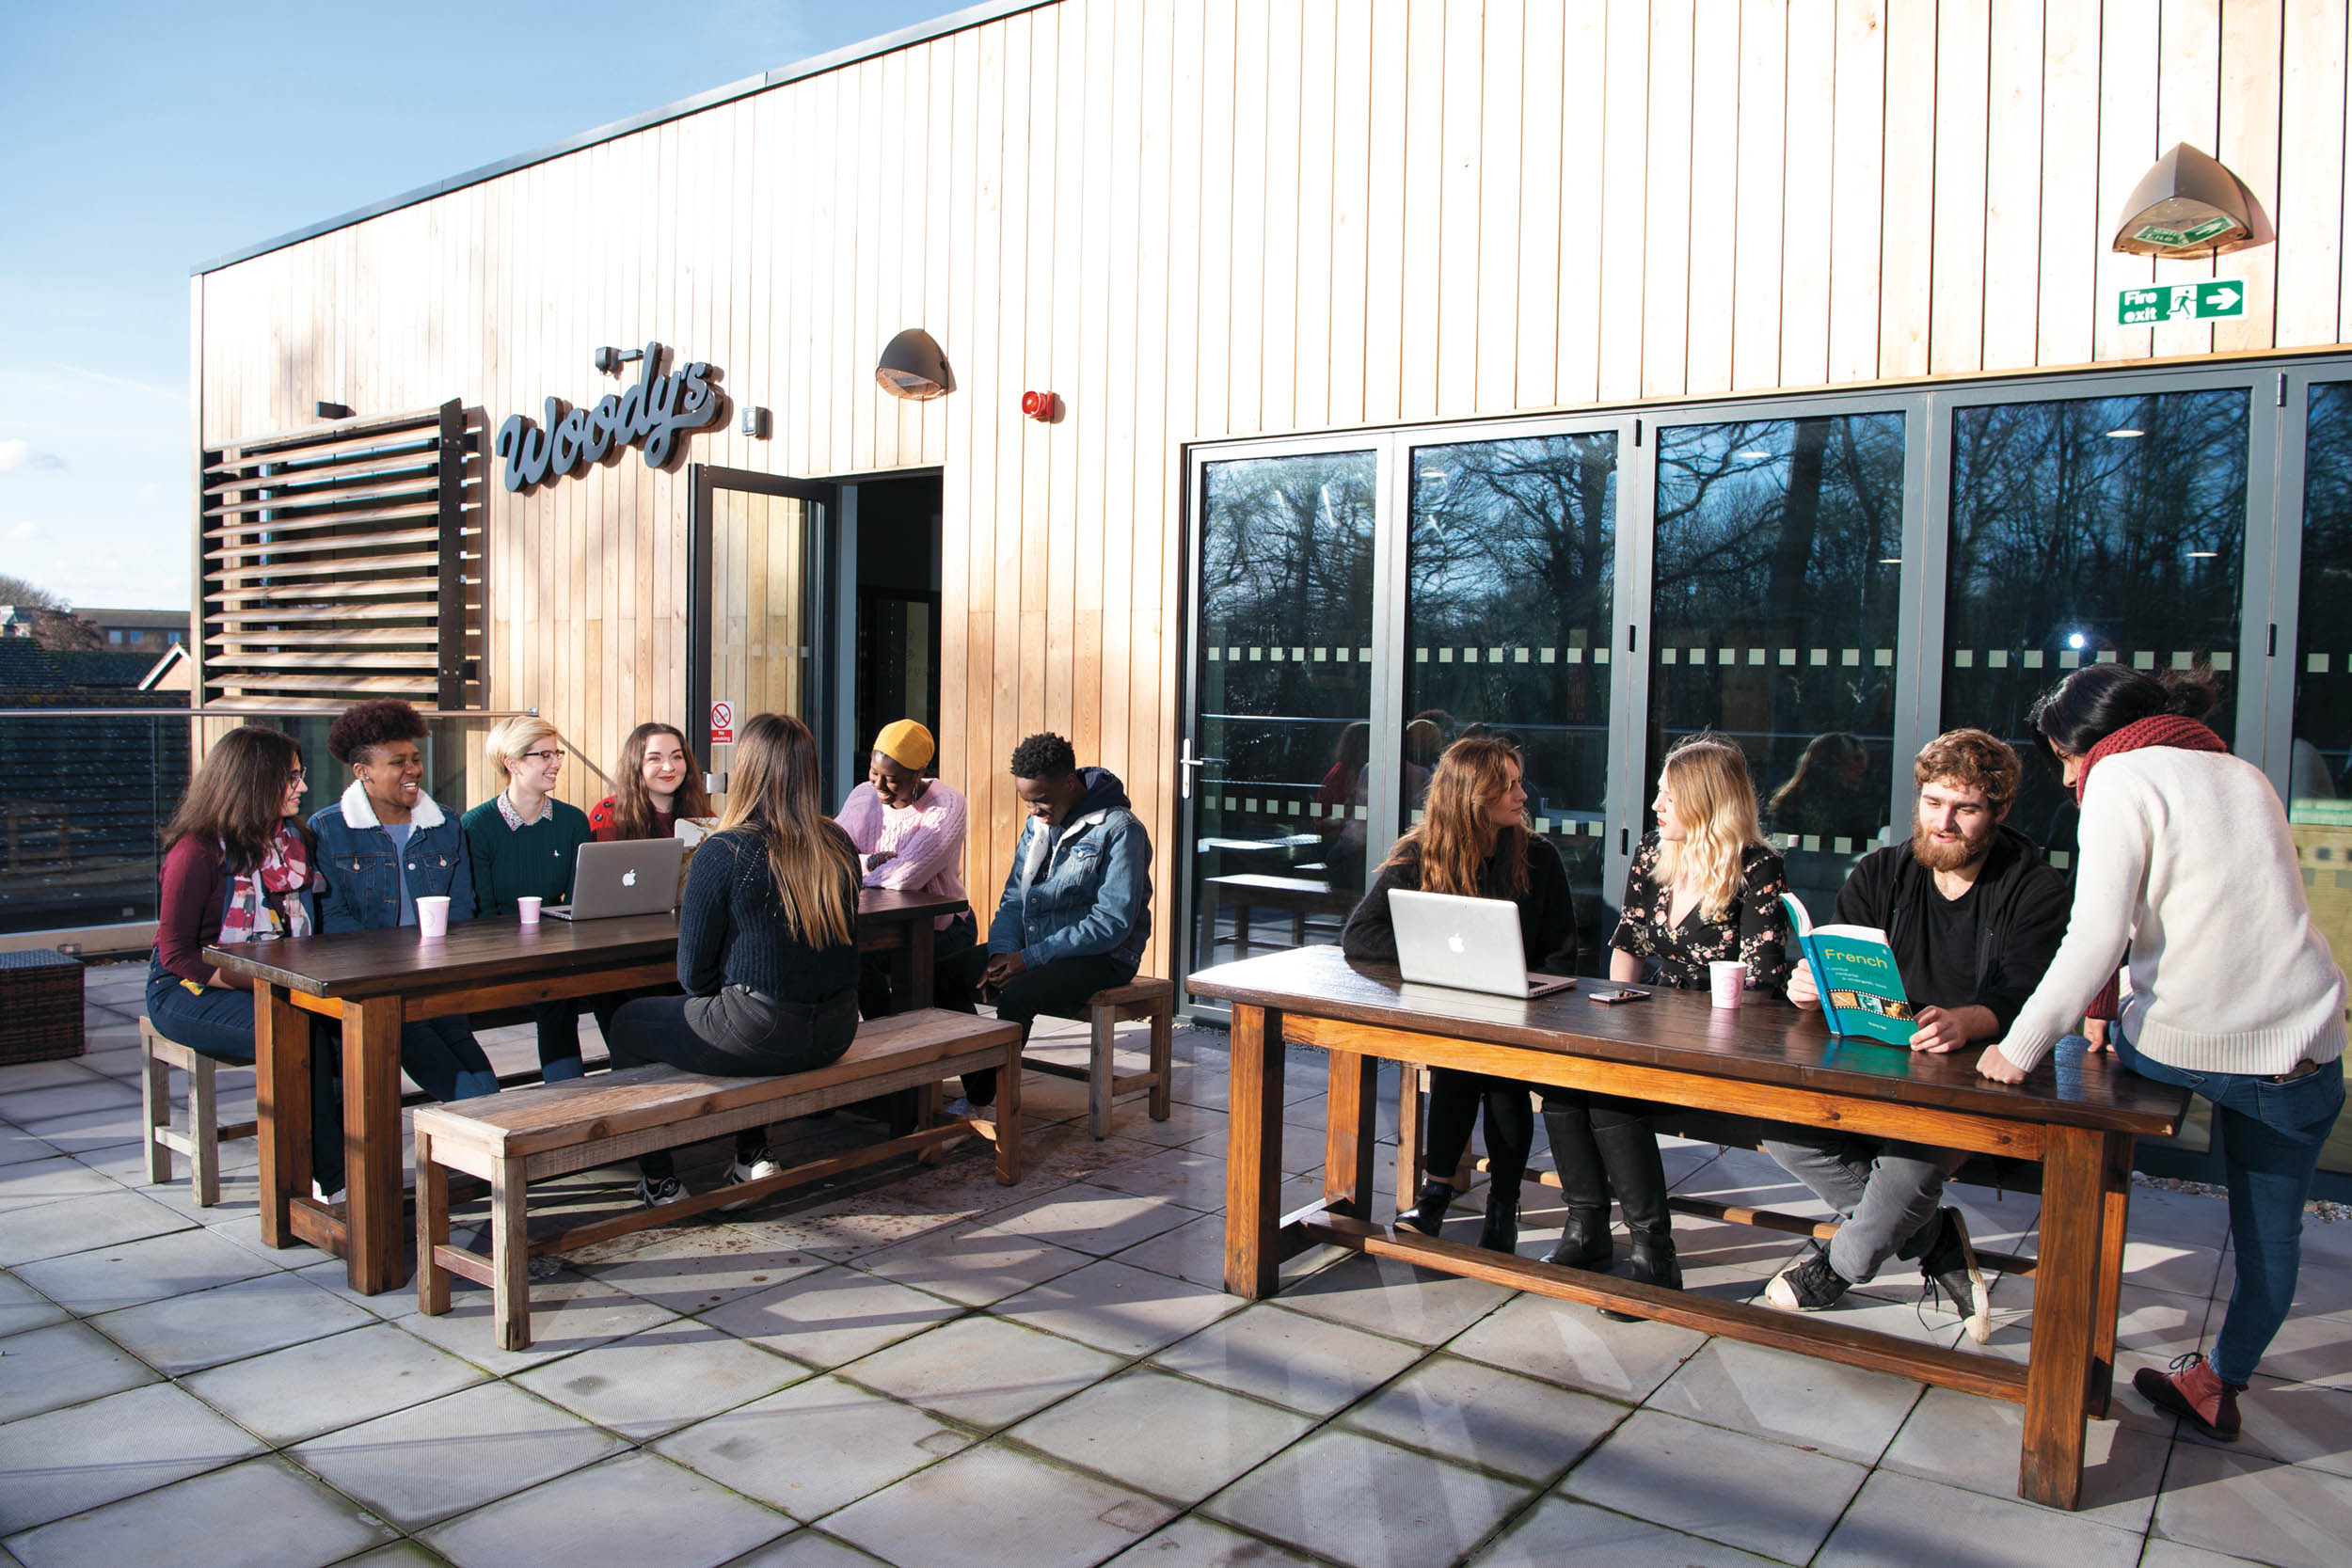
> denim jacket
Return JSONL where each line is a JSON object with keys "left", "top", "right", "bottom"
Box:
{"left": 986, "top": 768, "right": 1152, "bottom": 971}
{"left": 310, "top": 780, "right": 475, "bottom": 933}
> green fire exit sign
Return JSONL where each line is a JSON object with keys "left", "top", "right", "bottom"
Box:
{"left": 2118, "top": 281, "right": 2246, "bottom": 325}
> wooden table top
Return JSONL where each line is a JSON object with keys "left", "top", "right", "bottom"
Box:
{"left": 1187, "top": 944, "right": 2187, "bottom": 1138}
{"left": 206, "top": 887, "right": 968, "bottom": 1002}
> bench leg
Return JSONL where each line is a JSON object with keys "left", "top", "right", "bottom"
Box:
{"left": 1147, "top": 1003, "right": 1172, "bottom": 1121}
{"left": 415, "top": 1129, "right": 451, "bottom": 1317}
{"left": 189, "top": 1053, "right": 220, "bottom": 1209}
{"left": 914, "top": 1081, "right": 946, "bottom": 1165}
{"left": 993, "top": 1039, "right": 1024, "bottom": 1184}
{"left": 491, "top": 1157, "right": 532, "bottom": 1352}
{"left": 1089, "top": 1006, "right": 1116, "bottom": 1141}
{"left": 141, "top": 1038, "right": 172, "bottom": 1186}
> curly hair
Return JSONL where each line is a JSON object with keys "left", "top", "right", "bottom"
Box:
{"left": 327, "top": 699, "right": 428, "bottom": 765}
{"left": 1009, "top": 732, "right": 1077, "bottom": 780}
{"left": 1913, "top": 728, "right": 2023, "bottom": 812}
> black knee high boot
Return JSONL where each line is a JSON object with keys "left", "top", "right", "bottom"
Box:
{"left": 1540, "top": 1102, "right": 1613, "bottom": 1269}
{"left": 1478, "top": 1086, "right": 1534, "bottom": 1254}
{"left": 1592, "top": 1108, "right": 1678, "bottom": 1320}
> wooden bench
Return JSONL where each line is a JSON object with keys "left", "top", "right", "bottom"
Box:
{"left": 140, "top": 1017, "right": 258, "bottom": 1208}
{"left": 1018, "top": 977, "right": 1176, "bottom": 1139}
{"left": 412, "top": 1007, "right": 1024, "bottom": 1349}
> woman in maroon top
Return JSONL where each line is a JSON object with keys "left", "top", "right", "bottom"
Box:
{"left": 589, "top": 722, "right": 711, "bottom": 843}
{"left": 143, "top": 726, "right": 345, "bottom": 1199}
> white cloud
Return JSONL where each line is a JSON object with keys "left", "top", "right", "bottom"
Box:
{"left": 134, "top": 482, "right": 161, "bottom": 501}
{"left": 6, "top": 521, "right": 35, "bottom": 542}
{"left": 0, "top": 439, "right": 65, "bottom": 472}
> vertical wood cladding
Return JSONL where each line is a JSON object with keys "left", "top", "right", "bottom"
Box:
{"left": 196, "top": 0, "right": 2352, "bottom": 977}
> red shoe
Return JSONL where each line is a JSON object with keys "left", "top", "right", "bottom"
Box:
{"left": 2133, "top": 1352, "right": 2241, "bottom": 1441}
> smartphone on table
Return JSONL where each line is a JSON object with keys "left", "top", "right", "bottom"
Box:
{"left": 1589, "top": 988, "right": 1652, "bottom": 1006}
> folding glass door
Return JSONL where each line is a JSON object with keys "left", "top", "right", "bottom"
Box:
{"left": 688, "top": 466, "right": 834, "bottom": 805}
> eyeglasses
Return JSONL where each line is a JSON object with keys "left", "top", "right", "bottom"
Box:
{"left": 286, "top": 769, "right": 307, "bottom": 784}
{"left": 519, "top": 750, "right": 564, "bottom": 765}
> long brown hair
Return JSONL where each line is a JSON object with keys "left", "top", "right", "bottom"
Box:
{"left": 165, "top": 726, "right": 310, "bottom": 872}
{"left": 611, "top": 721, "right": 713, "bottom": 839}
{"left": 1654, "top": 735, "right": 1767, "bottom": 924}
{"left": 716, "top": 712, "right": 856, "bottom": 946}
{"left": 1379, "top": 736, "right": 1529, "bottom": 897}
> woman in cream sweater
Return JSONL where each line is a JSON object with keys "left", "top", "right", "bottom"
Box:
{"left": 1981, "top": 664, "right": 2345, "bottom": 1443}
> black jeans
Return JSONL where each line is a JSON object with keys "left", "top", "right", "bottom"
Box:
{"left": 609, "top": 983, "right": 860, "bottom": 1179}
{"left": 951, "top": 949, "right": 1137, "bottom": 1105}
{"left": 1421, "top": 1069, "right": 1536, "bottom": 1191}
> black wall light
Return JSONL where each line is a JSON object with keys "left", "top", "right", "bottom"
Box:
{"left": 315, "top": 401, "right": 353, "bottom": 420}
{"left": 592, "top": 346, "right": 646, "bottom": 375}
{"left": 2112, "top": 144, "right": 2272, "bottom": 257}
{"left": 876, "top": 329, "right": 954, "bottom": 400}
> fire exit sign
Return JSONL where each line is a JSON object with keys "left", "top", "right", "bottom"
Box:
{"left": 2118, "top": 281, "right": 2245, "bottom": 325}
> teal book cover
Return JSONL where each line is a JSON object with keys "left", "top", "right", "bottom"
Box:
{"left": 1781, "top": 893, "right": 1914, "bottom": 1048}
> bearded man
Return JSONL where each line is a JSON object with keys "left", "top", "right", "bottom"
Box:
{"left": 1761, "top": 728, "right": 2072, "bottom": 1340}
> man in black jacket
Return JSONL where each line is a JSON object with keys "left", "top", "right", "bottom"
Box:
{"left": 1762, "top": 728, "right": 2071, "bottom": 1342}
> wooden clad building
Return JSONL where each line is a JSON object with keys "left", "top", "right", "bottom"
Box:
{"left": 194, "top": 0, "right": 2352, "bottom": 1048}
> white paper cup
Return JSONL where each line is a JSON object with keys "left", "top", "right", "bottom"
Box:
{"left": 516, "top": 896, "right": 542, "bottom": 926}
{"left": 416, "top": 895, "right": 452, "bottom": 941}
{"left": 1708, "top": 959, "right": 1745, "bottom": 1009}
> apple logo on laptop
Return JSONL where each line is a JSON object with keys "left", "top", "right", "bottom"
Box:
{"left": 622, "top": 869, "right": 638, "bottom": 887}
{"left": 1446, "top": 934, "right": 1466, "bottom": 954}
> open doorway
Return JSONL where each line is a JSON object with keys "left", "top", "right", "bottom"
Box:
{"left": 850, "top": 474, "right": 942, "bottom": 776}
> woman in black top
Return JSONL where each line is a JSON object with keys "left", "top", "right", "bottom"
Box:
{"left": 609, "top": 712, "right": 862, "bottom": 1207}
{"left": 1544, "top": 735, "right": 1791, "bottom": 1309}
{"left": 1342, "top": 737, "right": 1578, "bottom": 1255}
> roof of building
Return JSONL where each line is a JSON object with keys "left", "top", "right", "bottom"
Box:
{"left": 0, "top": 642, "right": 171, "bottom": 694}
{"left": 75, "top": 608, "right": 189, "bottom": 629}
{"left": 194, "top": 0, "right": 1047, "bottom": 277}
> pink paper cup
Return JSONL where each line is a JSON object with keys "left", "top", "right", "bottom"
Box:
{"left": 1708, "top": 960, "right": 1745, "bottom": 1009}
{"left": 516, "top": 896, "right": 542, "bottom": 926}
{"left": 416, "top": 895, "right": 451, "bottom": 942}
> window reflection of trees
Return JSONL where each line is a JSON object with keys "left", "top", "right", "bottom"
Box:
{"left": 2294, "top": 384, "right": 2352, "bottom": 800}
{"left": 1942, "top": 390, "right": 2248, "bottom": 863}
{"left": 1406, "top": 436, "right": 1618, "bottom": 955}
{"left": 1198, "top": 454, "right": 1377, "bottom": 847}
{"left": 1649, "top": 415, "right": 1904, "bottom": 845}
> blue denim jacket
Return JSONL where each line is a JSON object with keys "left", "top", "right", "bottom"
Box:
{"left": 310, "top": 780, "right": 475, "bottom": 933}
{"left": 986, "top": 768, "right": 1152, "bottom": 971}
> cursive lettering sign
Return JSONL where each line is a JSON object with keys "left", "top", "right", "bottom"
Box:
{"left": 494, "top": 343, "right": 723, "bottom": 491}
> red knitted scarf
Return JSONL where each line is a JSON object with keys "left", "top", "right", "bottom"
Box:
{"left": 2073, "top": 713, "right": 2226, "bottom": 805}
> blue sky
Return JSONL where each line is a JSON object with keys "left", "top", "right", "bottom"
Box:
{"left": 0, "top": 0, "right": 953, "bottom": 610}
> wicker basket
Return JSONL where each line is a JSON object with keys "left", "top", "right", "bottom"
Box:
{"left": 0, "top": 950, "right": 85, "bottom": 1065}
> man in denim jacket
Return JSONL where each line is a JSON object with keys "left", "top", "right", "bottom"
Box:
{"left": 957, "top": 732, "right": 1152, "bottom": 1113}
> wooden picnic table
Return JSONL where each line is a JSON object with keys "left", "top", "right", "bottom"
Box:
{"left": 208, "top": 886, "right": 968, "bottom": 1295}
{"left": 1188, "top": 943, "right": 2190, "bottom": 1513}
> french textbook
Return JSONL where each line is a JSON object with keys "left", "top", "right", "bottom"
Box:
{"left": 1782, "top": 893, "right": 1915, "bottom": 1047}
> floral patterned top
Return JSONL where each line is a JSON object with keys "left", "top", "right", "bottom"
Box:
{"left": 1610, "top": 832, "right": 1793, "bottom": 992}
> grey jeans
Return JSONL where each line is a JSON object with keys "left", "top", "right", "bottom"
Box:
{"left": 1762, "top": 1129, "right": 1964, "bottom": 1284}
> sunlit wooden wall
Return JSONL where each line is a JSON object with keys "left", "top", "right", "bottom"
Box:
{"left": 195, "top": 0, "right": 2352, "bottom": 976}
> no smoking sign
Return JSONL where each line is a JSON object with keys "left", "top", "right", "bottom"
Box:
{"left": 709, "top": 700, "right": 735, "bottom": 744}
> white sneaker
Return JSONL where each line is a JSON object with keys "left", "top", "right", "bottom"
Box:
{"left": 636, "top": 1175, "right": 689, "bottom": 1208}
{"left": 310, "top": 1180, "right": 345, "bottom": 1206}
{"left": 721, "top": 1147, "right": 783, "bottom": 1211}
{"left": 943, "top": 1097, "right": 995, "bottom": 1121}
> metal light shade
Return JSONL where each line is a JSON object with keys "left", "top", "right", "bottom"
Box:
{"left": 2111, "top": 143, "right": 2270, "bottom": 257}
{"left": 876, "top": 328, "right": 954, "bottom": 400}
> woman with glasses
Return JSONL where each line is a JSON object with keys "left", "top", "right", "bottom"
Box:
{"left": 462, "top": 717, "right": 596, "bottom": 1081}
{"left": 310, "top": 699, "right": 499, "bottom": 1101}
{"left": 145, "top": 726, "right": 346, "bottom": 1200}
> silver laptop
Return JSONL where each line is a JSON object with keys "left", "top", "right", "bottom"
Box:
{"left": 1388, "top": 888, "right": 1578, "bottom": 999}
{"left": 543, "top": 838, "right": 686, "bottom": 921}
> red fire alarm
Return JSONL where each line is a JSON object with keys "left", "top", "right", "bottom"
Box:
{"left": 1021, "top": 390, "right": 1058, "bottom": 422}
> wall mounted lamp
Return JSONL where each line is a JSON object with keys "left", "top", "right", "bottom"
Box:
{"left": 592, "top": 346, "right": 646, "bottom": 375}
{"left": 315, "top": 401, "right": 354, "bottom": 420}
{"left": 2111, "top": 144, "right": 2272, "bottom": 257}
{"left": 739, "top": 404, "right": 769, "bottom": 439}
{"left": 876, "top": 328, "right": 954, "bottom": 400}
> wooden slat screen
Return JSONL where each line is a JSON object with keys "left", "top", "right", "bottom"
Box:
{"left": 196, "top": 401, "right": 473, "bottom": 710}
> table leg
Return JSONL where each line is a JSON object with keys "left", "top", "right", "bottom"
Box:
{"left": 1223, "top": 1003, "right": 1287, "bottom": 1298}
{"left": 342, "top": 999, "right": 407, "bottom": 1295}
{"left": 908, "top": 919, "right": 937, "bottom": 1009}
{"left": 1324, "top": 1050, "right": 1378, "bottom": 1220}
{"left": 1394, "top": 1064, "right": 1423, "bottom": 1216}
{"left": 2021, "top": 1123, "right": 2103, "bottom": 1510}
{"left": 2089, "top": 1131, "right": 2136, "bottom": 1419}
{"left": 254, "top": 983, "right": 310, "bottom": 1248}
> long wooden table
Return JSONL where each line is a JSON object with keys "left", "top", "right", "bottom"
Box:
{"left": 1188, "top": 945, "right": 2189, "bottom": 1513}
{"left": 208, "top": 887, "right": 967, "bottom": 1294}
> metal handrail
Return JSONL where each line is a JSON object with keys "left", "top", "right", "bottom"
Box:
{"left": 0, "top": 706, "right": 540, "bottom": 720}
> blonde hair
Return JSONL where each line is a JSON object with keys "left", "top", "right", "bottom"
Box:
{"left": 484, "top": 716, "right": 561, "bottom": 784}
{"left": 1654, "top": 736, "right": 1766, "bottom": 925}
{"left": 718, "top": 712, "right": 857, "bottom": 947}
{"left": 1379, "top": 736, "right": 1528, "bottom": 897}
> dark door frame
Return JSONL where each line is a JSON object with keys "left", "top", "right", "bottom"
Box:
{"left": 686, "top": 464, "right": 839, "bottom": 786}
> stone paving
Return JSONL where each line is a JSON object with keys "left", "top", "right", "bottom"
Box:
{"left": 2, "top": 958, "right": 2349, "bottom": 1567}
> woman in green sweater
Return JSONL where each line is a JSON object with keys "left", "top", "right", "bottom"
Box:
{"left": 463, "top": 716, "right": 595, "bottom": 1081}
